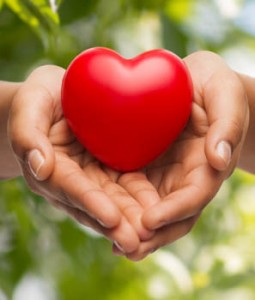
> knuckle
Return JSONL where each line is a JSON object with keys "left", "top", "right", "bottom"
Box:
{"left": 213, "top": 117, "right": 244, "bottom": 147}
{"left": 224, "top": 119, "right": 244, "bottom": 146}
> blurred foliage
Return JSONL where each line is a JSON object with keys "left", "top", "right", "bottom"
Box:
{"left": 1, "top": 0, "right": 255, "bottom": 299}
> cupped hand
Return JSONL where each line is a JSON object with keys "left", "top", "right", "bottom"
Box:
{"left": 8, "top": 65, "right": 160, "bottom": 254}
{"left": 119, "top": 51, "right": 249, "bottom": 260}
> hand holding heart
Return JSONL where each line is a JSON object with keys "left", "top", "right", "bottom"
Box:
{"left": 8, "top": 50, "right": 249, "bottom": 261}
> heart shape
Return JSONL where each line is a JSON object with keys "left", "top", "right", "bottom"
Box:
{"left": 61, "top": 47, "right": 193, "bottom": 171}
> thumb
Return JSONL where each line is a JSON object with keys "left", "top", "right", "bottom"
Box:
{"left": 8, "top": 65, "right": 65, "bottom": 181}
{"left": 204, "top": 72, "right": 249, "bottom": 171}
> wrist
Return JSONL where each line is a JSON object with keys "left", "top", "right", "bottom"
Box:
{"left": 236, "top": 72, "right": 255, "bottom": 173}
{"left": 0, "top": 81, "right": 21, "bottom": 115}
{"left": 0, "top": 81, "right": 23, "bottom": 179}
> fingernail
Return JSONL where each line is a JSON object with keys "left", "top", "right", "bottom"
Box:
{"left": 216, "top": 141, "right": 232, "bottom": 167}
{"left": 113, "top": 241, "right": 125, "bottom": 253}
{"left": 27, "top": 149, "right": 45, "bottom": 180}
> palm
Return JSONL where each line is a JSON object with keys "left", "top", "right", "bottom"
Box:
{"left": 118, "top": 91, "right": 234, "bottom": 260}
{"left": 49, "top": 114, "right": 157, "bottom": 210}
{"left": 147, "top": 96, "right": 219, "bottom": 188}
{"left": 139, "top": 70, "right": 236, "bottom": 235}
{"left": 46, "top": 112, "right": 159, "bottom": 252}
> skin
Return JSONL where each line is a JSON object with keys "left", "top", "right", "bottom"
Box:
{"left": 0, "top": 51, "right": 253, "bottom": 261}
{"left": 7, "top": 66, "right": 159, "bottom": 254}
{"left": 0, "top": 81, "right": 22, "bottom": 179}
{"left": 119, "top": 51, "right": 250, "bottom": 260}
{"left": 237, "top": 73, "right": 255, "bottom": 173}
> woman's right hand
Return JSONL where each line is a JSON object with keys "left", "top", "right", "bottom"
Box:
{"left": 8, "top": 65, "right": 160, "bottom": 255}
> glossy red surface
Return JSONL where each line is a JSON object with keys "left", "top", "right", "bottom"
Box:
{"left": 61, "top": 47, "right": 193, "bottom": 171}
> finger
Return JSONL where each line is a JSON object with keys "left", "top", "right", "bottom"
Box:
{"left": 88, "top": 165, "right": 155, "bottom": 241}
{"left": 125, "top": 215, "right": 199, "bottom": 261}
{"left": 103, "top": 217, "right": 140, "bottom": 254}
{"left": 101, "top": 177, "right": 155, "bottom": 241}
{"left": 118, "top": 172, "right": 161, "bottom": 208}
{"left": 52, "top": 155, "right": 122, "bottom": 229}
{"left": 142, "top": 164, "right": 222, "bottom": 230}
{"left": 119, "top": 201, "right": 155, "bottom": 241}
{"left": 50, "top": 198, "right": 140, "bottom": 254}
{"left": 9, "top": 65, "right": 65, "bottom": 181}
{"left": 49, "top": 197, "right": 103, "bottom": 232}
{"left": 204, "top": 70, "right": 249, "bottom": 171}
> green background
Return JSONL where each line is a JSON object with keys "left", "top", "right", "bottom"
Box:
{"left": 1, "top": 0, "right": 255, "bottom": 299}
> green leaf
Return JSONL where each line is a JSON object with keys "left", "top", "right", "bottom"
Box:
{"left": 4, "top": 0, "right": 61, "bottom": 49}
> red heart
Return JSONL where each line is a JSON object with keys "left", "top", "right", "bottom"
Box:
{"left": 61, "top": 47, "right": 193, "bottom": 171}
